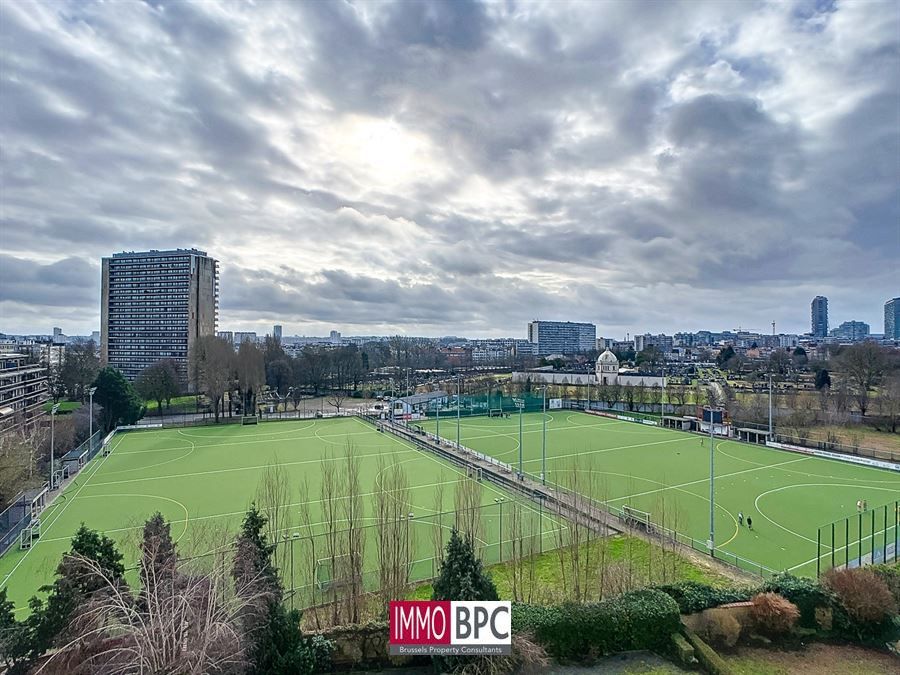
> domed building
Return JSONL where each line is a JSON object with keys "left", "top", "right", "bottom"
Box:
{"left": 596, "top": 349, "right": 619, "bottom": 385}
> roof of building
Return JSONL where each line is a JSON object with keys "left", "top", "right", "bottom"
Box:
{"left": 597, "top": 349, "right": 619, "bottom": 364}
{"left": 398, "top": 390, "right": 449, "bottom": 405}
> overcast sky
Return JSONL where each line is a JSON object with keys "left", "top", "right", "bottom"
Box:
{"left": 1, "top": 0, "right": 898, "bottom": 339}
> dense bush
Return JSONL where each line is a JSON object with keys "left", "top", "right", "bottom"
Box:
{"left": 512, "top": 589, "right": 680, "bottom": 659}
{"left": 652, "top": 581, "right": 752, "bottom": 614}
{"left": 823, "top": 568, "right": 897, "bottom": 626}
{"left": 761, "top": 574, "right": 834, "bottom": 629}
{"left": 703, "top": 611, "right": 741, "bottom": 648}
{"left": 871, "top": 564, "right": 900, "bottom": 607}
{"left": 750, "top": 593, "right": 800, "bottom": 637}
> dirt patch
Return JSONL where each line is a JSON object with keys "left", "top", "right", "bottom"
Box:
{"left": 726, "top": 643, "right": 899, "bottom": 675}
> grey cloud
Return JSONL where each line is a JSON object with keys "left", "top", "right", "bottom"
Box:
{"left": 0, "top": 255, "right": 98, "bottom": 309}
{"left": 0, "top": 0, "right": 897, "bottom": 336}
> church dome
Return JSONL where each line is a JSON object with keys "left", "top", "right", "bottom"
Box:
{"left": 597, "top": 349, "right": 618, "bottom": 365}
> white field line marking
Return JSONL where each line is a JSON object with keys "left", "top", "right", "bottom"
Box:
{"left": 101, "top": 436, "right": 196, "bottom": 475}
{"left": 606, "top": 457, "right": 812, "bottom": 504}
{"left": 0, "top": 434, "right": 125, "bottom": 589}
{"left": 113, "top": 426, "right": 371, "bottom": 455}
{"left": 754, "top": 483, "right": 900, "bottom": 548}
{"left": 36, "top": 475, "right": 462, "bottom": 543}
{"left": 164, "top": 419, "right": 318, "bottom": 440}
{"left": 716, "top": 441, "right": 900, "bottom": 485}
{"left": 87, "top": 446, "right": 417, "bottom": 488}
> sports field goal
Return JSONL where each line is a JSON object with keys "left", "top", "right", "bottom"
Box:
{"left": 622, "top": 505, "right": 653, "bottom": 532}
{"left": 314, "top": 552, "right": 361, "bottom": 591}
{"left": 241, "top": 415, "right": 258, "bottom": 426}
{"left": 489, "top": 408, "right": 504, "bottom": 418}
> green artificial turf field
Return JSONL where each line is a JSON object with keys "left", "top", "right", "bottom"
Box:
{"left": 0, "top": 417, "right": 558, "bottom": 615}
{"left": 420, "top": 411, "right": 900, "bottom": 577}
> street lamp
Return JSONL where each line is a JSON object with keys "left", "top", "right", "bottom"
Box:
{"left": 513, "top": 397, "right": 525, "bottom": 478}
{"left": 708, "top": 408, "right": 716, "bottom": 555}
{"left": 541, "top": 386, "right": 547, "bottom": 485}
{"left": 50, "top": 403, "right": 60, "bottom": 489}
{"left": 494, "top": 498, "right": 505, "bottom": 562}
{"left": 88, "top": 386, "right": 97, "bottom": 452}
{"left": 456, "top": 373, "right": 461, "bottom": 450}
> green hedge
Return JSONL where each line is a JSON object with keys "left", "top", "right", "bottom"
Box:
{"left": 760, "top": 574, "right": 835, "bottom": 629}
{"left": 652, "top": 581, "right": 752, "bottom": 614}
{"left": 512, "top": 589, "right": 680, "bottom": 659}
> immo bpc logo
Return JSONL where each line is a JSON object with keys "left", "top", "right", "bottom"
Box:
{"left": 389, "top": 600, "right": 512, "bottom": 656}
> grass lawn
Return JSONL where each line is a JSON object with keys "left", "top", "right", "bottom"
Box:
{"left": 41, "top": 401, "right": 82, "bottom": 413}
{"left": 421, "top": 411, "right": 900, "bottom": 577}
{"left": 143, "top": 394, "right": 202, "bottom": 413}
{"left": 0, "top": 417, "right": 561, "bottom": 616}
{"left": 408, "top": 532, "right": 732, "bottom": 602}
{"left": 724, "top": 644, "right": 899, "bottom": 675}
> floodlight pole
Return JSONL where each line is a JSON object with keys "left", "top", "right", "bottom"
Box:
{"left": 436, "top": 401, "right": 440, "bottom": 441}
{"left": 494, "top": 498, "right": 504, "bottom": 561}
{"left": 50, "top": 403, "right": 60, "bottom": 489}
{"left": 708, "top": 409, "right": 715, "bottom": 555}
{"left": 768, "top": 372, "right": 773, "bottom": 435}
{"left": 456, "top": 374, "right": 461, "bottom": 449}
{"left": 519, "top": 401, "right": 523, "bottom": 478}
{"left": 541, "top": 386, "right": 547, "bottom": 485}
{"left": 88, "top": 386, "right": 96, "bottom": 450}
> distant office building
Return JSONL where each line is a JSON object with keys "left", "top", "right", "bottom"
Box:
{"left": 273, "top": 325, "right": 283, "bottom": 341}
{"left": 634, "top": 333, "right": 673, "bottom": 353}
{"left": 329, "top": 330, "right": 342, "bottom": 343}
{"left": 234, "top": 332, "right": 257, "bottom": 346}
{"left": 830, "top": 321, "right": 870, "bottom": 342}
{"left": 527, "top": 320, "right": 596, "bottom": 355}
{"left": 217, "top": 331, "right": 234, "bottom": 346}
{"left": 101, "top": 249, "right": 218, "bottom": 388}
{"left": 886, "top": 298, "right": 900, "bottom": 340}
{"left": 597, "top": 337, "right": 615, "bottom": 351}
{"left": 0, "top": 353, "right": 49, "bottom": 435}
{"left": 811, "top": 296, "right": 828, "bottom": 338}
{"left": 829, "top": 321, "right": 868, "bottom": 341}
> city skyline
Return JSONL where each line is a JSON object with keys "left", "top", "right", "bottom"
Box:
{"left": 1, "top": 1, "right": 898, "bottom": 337}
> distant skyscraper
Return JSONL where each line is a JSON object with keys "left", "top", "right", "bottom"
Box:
{"left": 101, "top": 249, "right": 218, "bottom": 388}
{"left": 527, "top": 320, "right": 596, "bottom": 355}
{"left": 886, "top": 298, "right": 900, "bottom": 340}
{"left": 830, "top": 321, "right": 870, "bottom": 342}
{"left": 273, "top": 324, "right": 283, "bottom": 341}
{"left": 810, "top": 296, "right": 828, "bottom": 338}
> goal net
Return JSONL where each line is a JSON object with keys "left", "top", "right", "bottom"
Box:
{"left": 314, "top": 552, "right": 361, "bottom": 591}
{"left": 622, "top": 505, "right": 653, "bottom": 531}
{"left": 241, "top": 416, "right": 258, "bottom": 426}
{"left": 489, "top": 408, "right": 504, "bottom": 418}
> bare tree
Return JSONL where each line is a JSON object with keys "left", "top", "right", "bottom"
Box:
{"left": 342, "top": 442, "right": 365, "bottom": 624}
{"left": 190, "top": 336, "right": 234, "bottom": 423}
{"left": 41, "top": 553, "right": 251, "bottom": 675}
{"left": 838, "top": 343, "right": 889, "bottom": 416}
{"left": 319, "top": 452, "right": 342, "bottom": 626}
{"left": 878, "top": 373, "right": 900, "bottom": 433}
{"left": 326, "top": 392, "right": 347, "bottom": 415}
{"left": 255, "top": 460, "right": 292, "bottom": 573}
{"left": 430, "top": 478, "right": 447, "bottom": 575}
{"left": 375, "top": 455, "right": 413, "bottom": 612}
{"left": 235, "top": 342, "right": 265, "bottom": 416}
{"left": 453, "top": 476, "right": 483, "bottom": 554}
